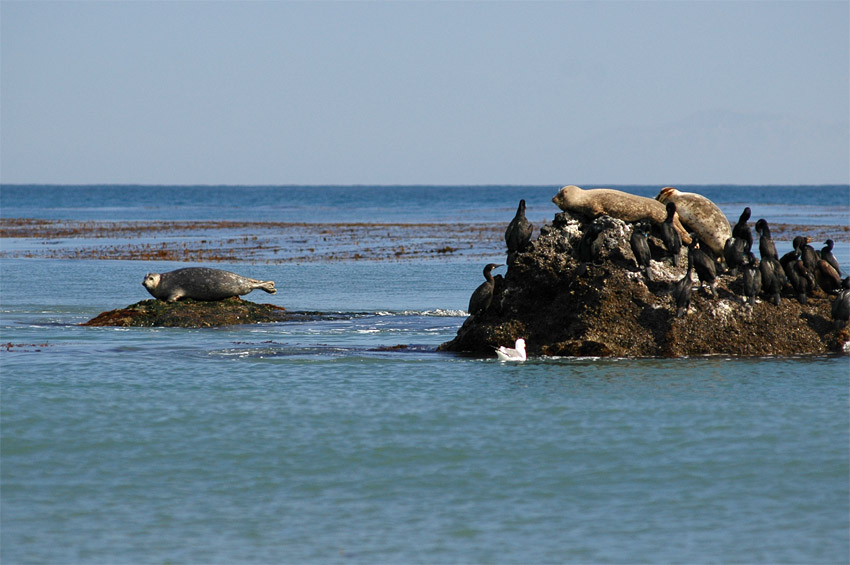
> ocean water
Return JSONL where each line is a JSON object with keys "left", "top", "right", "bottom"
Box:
{"left": 2, "top": 184, "right": 850, "bottom": 226}
{"left": 2, "top": 185, "right": 849, "bottom": 563}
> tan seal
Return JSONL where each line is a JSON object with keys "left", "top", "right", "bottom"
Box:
{"left": 656, "top": 187, "right": 731, "bottom": 258}
{"left": 552, "top": 185, "right": 691, "bottom": 244}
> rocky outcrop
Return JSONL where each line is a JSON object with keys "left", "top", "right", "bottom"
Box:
{"left": 440, "top": 211, "right": 848, "bottom": 357}
{"left": 83, "top": 297, "right": 294, "bottom": 328}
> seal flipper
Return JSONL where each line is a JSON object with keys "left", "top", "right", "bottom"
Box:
{"left": 166, "top": 290, "right": 185, "bottom": 302}
{"left": 254, "top": 280, "right": 276, "bottom": 294}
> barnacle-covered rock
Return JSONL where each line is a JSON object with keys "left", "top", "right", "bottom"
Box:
{"left": 83, "top": 297, "right": 293, "bottom": 328}
{"left": 441, "top": 211, "right": 847, "bottom": 357}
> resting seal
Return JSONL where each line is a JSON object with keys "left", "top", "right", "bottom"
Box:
{"left": 656, "top": 187, "right": 731, "bottom": 259}
{"left": 142, "top": 267, "right": 276, "bottom": 302}
{"left": 552, "top": 185, "right": 691, "bottom": 244}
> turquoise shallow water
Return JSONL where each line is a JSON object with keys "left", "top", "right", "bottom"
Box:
{"left": 2, "top": 185, "right": 849, "bottom": 563}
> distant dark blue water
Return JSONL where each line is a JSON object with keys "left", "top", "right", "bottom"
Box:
{"left": 1, "top": 185, "right": 849, "bottom": 564}
{"left": 2, "top": 184, "right": 848, "bottom": 225}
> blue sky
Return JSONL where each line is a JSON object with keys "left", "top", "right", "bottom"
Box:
{"left": 1, "top": 1, "right": 848, "bottom": 185}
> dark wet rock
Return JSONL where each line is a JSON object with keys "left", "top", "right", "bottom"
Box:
{"left": 440, "top": 211, "right": 849, "bottom": 357}
{"left": 83, "top": 297, "right": 293, "bottom": 328}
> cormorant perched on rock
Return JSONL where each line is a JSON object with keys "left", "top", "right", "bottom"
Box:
{"left": 755, "top": 218, "right": 778, "bottom": 260}
{"left": 689, "top": 236, "right": 717, "bottom": 297}
{"left": 723, "top": 236, "right": 748, "bottom": 275}
{"left": 816, "top": 259, "right": 842, "bottom": 294}
{"left": 759, "top": 255, "right": 785, "bottom": 306}
{"left": 468, "top": 263, "right": 503, "bottom": 317}
{"left": 673, "top": 243, "right": 695, "bottom": 317}
{"left": 780, "top": 236, "right": 805, "bottom": 270}
{"left": 629, "top": 224, "right": 652, "bottom": 280}
{"left": 800, "top": 236, "right": 820, "bottom": 276}
{"left": 784, "top": 236, "right": 820, "bottom": 293}
{"left": 783, "top": 252, "right": 813, "bottom": 304}
{"left": 658, "top": 201, "right": 682, "bottom": 266}
{"left": 822, "top": 239, "right": 841, "bottom": 275}
{"left": 732, "top": 207, "right": 753, "bottom": 252}
{"left": 578, "top": 222, "right": 606, "bottom": 264}
{"left": 742, "top": 252, "right": 762, "bottom": 306}
{"left": 505, "top": 199, "right": 533, "bottom": 254}
{"left": 832, "top": 277, "right": 850, "bottom": 329}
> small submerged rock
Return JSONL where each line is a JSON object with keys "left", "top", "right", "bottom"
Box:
{"left": 441, "top": 211, "right": 849, "bottom": 357}
{"left": 82, "top": 297, "right": 291, "bottom": 328}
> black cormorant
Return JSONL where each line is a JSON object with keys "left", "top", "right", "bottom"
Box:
{"left": 831, "top": 277, "right": 850, "bottom": 329}
{"left": 742, "top": 252, "right": 762, "bottom": 306}
{"left": 822, "top": 239, "right": 841, "bottom": 275}
{"left": 782, "top": 251, "right": 813, "bottom": 304}
{"left": 689, "top": 236, "right": 717, "bottom": 297}
{"left": 779, "top": 236, "right": 805, "bottom": 270}
{"left": 723, "top": 236, "right": 747, "bottom": 275}
{"left": 505, "top": 199, "right": 533, "bottom": 254}
{"left": 800, "top": 237, "right": 820, "bottom": 275}
{"left": 630, "top": 224, "right": 652, "bottom": 280}
{"left": 755, "top": 218, "right": 778, "bottom": 260}
{"left": 759, "top": 255, "right": 785, "bottom": 306}
{"left": 658, "top": 202, "right": 682, "bottom": 266}
{"left": 732, "top": 207, "right": 753, "bottom": 252}
{"left": 468, "top": 263, "right": 503, "bottom": 317}
{"left": 578, "top": 222, "right": 606, "bottom": 265}
{"left": 673, "top": 243, "right": 695, "bottom": 317}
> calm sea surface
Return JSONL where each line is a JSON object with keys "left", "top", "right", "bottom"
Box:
{"left": 2, "top": 185, "right": 849, "bottom": 563}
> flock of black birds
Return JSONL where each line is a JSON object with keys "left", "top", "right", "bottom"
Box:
{"left": 641, "top": 204, "right": 850, "bottom": 328}
{"left": 668, "top": 205, "right": 848, "bottom": 329}
{"left": 467, "top": 199, "right": 850, "bottom": 331}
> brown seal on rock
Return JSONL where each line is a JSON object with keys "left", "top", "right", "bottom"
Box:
{"left": 552, "top": 185, "right": 691, "bottom": 245}
{"left": 142, "top": 267, "right": 276, "bottom": 302}
{"left": 656, "top": 187, "right": 731, "bottom": 259}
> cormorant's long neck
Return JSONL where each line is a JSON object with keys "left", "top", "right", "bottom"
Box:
{"left": 484, "top": 269, "right": 494, "bottom": 284}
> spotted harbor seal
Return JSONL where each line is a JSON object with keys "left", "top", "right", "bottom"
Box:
{"left": 142, "top": 267, "right": 276, "bottom": 302}
{"left": 655, "top": 187, "right": 731, "bottom": 259}
{"left": 553, "top": 185, "right": 691, "bottom": 245}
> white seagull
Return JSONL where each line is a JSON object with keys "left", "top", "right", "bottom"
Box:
{"left": 495, "top": 338, "right": 527, "bottom": 362}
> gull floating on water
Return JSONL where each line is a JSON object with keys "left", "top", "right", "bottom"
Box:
{"left": 495, "top": 338, "right": 527, "bottom": 362}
